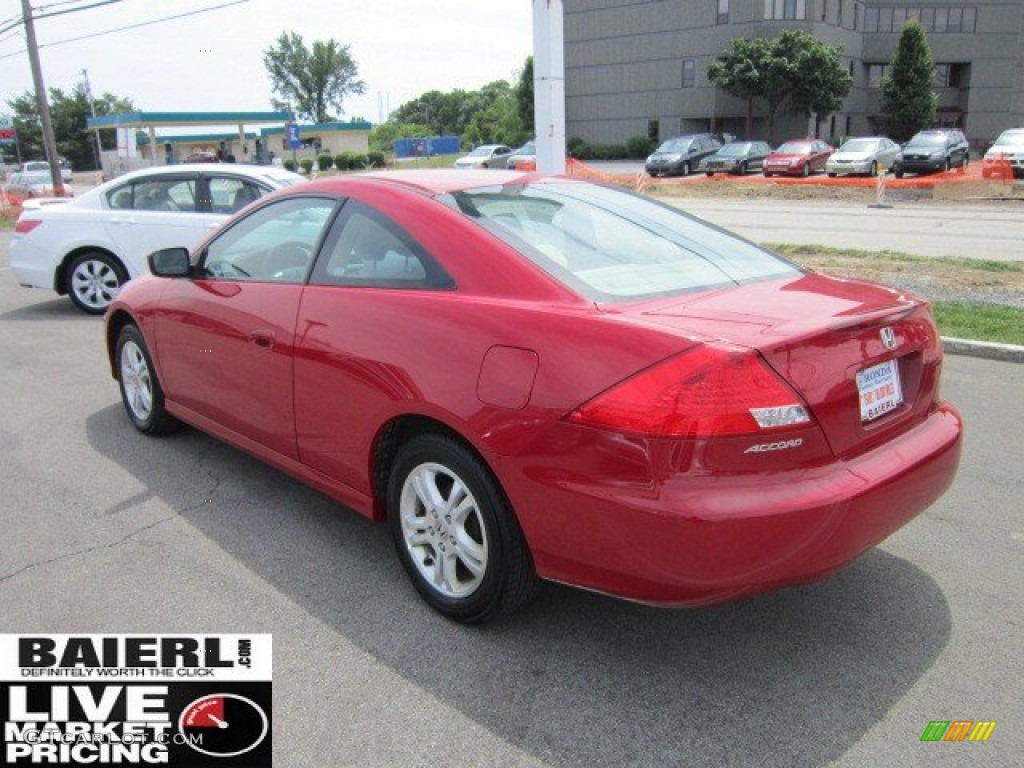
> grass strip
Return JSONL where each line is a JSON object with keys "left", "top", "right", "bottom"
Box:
{"left": 931, "top": 301, "right": 1024, "bottom": 345}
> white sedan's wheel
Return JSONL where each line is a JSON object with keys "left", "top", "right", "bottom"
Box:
{"left": 399, "top": 462, "right": 488, "bottom": 599}
{"left": 68, "top": 252, "right": 126, "bottom": 314}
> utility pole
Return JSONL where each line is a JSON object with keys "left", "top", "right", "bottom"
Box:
{"left": 532, "top": 0, "right": 566, "bottom": 174}
{"left": 20, "top": 0, "right": 65, "bottom": 195}
{"left": 81, "top": 68, "right": 102, "bottom": 172}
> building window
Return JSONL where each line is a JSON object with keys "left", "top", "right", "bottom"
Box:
{"left": 867, "top": 64, "right": 888, "bottom": 88}
{"left": 648, "top": 120, "right": 659, "bottom": 141}
{"left": 682, "top": 59, "right": 695, "bottom": 88}
{"left": 717, "top": 0, "right": 729, "bottom": 24}
{"left": 764, "top": 0, "right": 806, "bottom": 20}
{"left": 862, "top": 6, "right": 978, "bottom": 34}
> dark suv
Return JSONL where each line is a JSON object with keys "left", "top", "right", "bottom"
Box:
{"left": 892, "top": 129, "right": 970, "bottom": 177}
{"left": 645, "top": 133, "right": 723, "bottom": 177}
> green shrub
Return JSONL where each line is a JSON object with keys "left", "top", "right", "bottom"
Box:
{"left": 366, "top": 150, "right": 386, "bottom": 168}
{"left": 335, "top": 152, "right": 356, "bottom": 170}
{"left": 282, "top": 158, "right": 297, "bottom": 172}
{"left": 317, "top": 154, "right": 334, "bottom": 171}
{"left": 567, "top": 137, "right": 587, "bottom": 157}
{"left": 626, "top": 135, "right": 656, "bottom": 158}
{"left": 299, "top": 158, "right": 314, "bottom": 174}
{"left": 350, "top": 153, "right": 369, "bottom": 169}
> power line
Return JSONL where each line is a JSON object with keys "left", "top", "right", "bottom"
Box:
{"left": 0, "top": 0, "right": 250, "bottom": 60}
{"left": 33, "top": 0, "right": 125, "bottom": 22}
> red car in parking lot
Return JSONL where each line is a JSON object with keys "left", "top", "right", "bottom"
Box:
{"left": 105, "top": 170, "right": 962, "bottom": 622}
{"left": 763, "top": 139, "right": 834, "bottom": 177}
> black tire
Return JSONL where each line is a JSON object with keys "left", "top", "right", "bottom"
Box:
{"left": 705, "top": 171, "right": 714, "bottom": 177}
{"left": 387, "top": 434, "right": 539, "bottom": 623}
{"left": 869, "top": 161, "right": 878, "bottom": 177}
{"left": 67, "top": 251, "right": 128, "bottom": 315}
{"left": 827, "top": 172, "right": 837, "bottom": 178}
{"left": 737, "top": 161, "right": 747, "bottom": 175}
{"left": 115, "top": 324, "right": 182, "bottom": 435}
{"left": 764, "top": 171, "right": 773, "bottom": 178}
{"left": 894, "top": 170, "right": 904, "bottom": 179}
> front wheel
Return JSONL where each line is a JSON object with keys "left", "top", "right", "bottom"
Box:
{"left": 869, "top": 161, "right": 878, "bottom": 177}
{"left": 388, "top": 434, "right": 539, "bottom": 623}
{"left": 115, "top": 325, "right": 182, "bottom": 435}
{"left": 67, "top": 252, "right": 127, "bottom": 314}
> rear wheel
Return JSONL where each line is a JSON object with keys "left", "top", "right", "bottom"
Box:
{"left": 894, "top": 169, "right": 904, "bottom": 179}
{"left": 388, "top": 434, "right": 539, "bottom": 623}
{"left": 737, "top": 161, "right": 747, "bottom": 175}
{"left": 763, "top": 171, "right": 773, "bottom": 178}
{"left": 705, "top": 171, "right": 714, "bottom": 177}
{"left": 869, "top": 161, "right": 878, "bottom": 177}
{"left": 67, "top": 251, "right": 127, "bottom": 315}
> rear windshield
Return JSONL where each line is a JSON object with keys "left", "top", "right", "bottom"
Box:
{"left": 993, "top": 131, "right": 1024, "bottom": 147}
{"left": 443, "top": 182, "right": 799, "bottom": 303}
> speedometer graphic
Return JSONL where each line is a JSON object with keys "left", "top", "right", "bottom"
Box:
{"left": 178, "top": 693, "right": 268, "bottom": 758}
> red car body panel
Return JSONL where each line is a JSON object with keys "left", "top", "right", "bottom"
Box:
{"left": 106, "top": 171, "right": 962, "bottom": 607}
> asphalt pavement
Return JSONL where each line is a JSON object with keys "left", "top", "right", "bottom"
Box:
{"left": 0, "top": 225, "right": 1022, "bottom": 766}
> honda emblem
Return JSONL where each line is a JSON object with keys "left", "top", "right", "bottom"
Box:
{"left": 880, "top": 326, "right": 897, "bottom": 350}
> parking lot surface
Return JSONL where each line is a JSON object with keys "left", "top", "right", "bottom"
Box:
{"left": 1, "top": 228, "right": 1021, "bottom": 767}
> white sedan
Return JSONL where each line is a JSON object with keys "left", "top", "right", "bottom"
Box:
{"left": 10, "top": 163, "right": 304, "bottom": 314}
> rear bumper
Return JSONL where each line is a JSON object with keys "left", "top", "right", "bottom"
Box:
{"left": 503, "top": 403, "right": 962, "bottom": 606}
{"left": 9, "top": 238, "right": 58, "bottom": 291}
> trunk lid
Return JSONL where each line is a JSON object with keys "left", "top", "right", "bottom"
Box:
{"left": 617, "top": 273, "right": 944, "bottom": 458}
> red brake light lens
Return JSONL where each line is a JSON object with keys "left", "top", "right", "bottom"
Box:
{"left": 567, "top": 345, "right": 811, "bottom": 438}
{"left": 14, "top": 219, "right": 42, "bottom": 235}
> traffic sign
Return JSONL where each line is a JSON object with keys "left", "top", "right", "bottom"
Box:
{"left": 286, "top": 122, "right": 300, "bottom": 150}
{"left": 0, "top": 115, "right": 14, "bottom": 145}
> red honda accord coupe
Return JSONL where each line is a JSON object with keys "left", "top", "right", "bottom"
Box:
{"left": 105, "top": 170, "right": 962, "bottom": 622}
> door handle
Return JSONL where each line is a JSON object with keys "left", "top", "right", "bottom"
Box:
{"left": 110, "top": 216, "right": 136, "bottom": 225}
{"left": 250, "top": 330, "right": 275, "bottom": 349}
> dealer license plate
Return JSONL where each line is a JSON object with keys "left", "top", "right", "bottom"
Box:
{"left": 857, "top": 359, "right": 903, "bottom": 422}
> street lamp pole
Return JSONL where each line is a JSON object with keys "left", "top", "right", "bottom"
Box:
{"left": 19, "top": 0, "right": 65, "bottom": 195}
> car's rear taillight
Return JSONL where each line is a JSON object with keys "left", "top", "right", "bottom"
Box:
{"left": 14, "top": 219, "right": 42, "bottom": 235}
{"left": 567, "top": 345, "right": 811, "bottom": 438}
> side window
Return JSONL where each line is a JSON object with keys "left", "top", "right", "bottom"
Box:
{"left": 201, "top": 196, "right": 336, "bottom": 283}
{"left": 312, "top": 200, "right": 454, "bottom": 290}
{"left": 207, "top": 176, "right": 265, "bottom": 214}
{"left": 106, "top": 178, "right": 197, "bottom": 212}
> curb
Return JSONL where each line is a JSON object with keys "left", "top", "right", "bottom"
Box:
{"left": 941, "top": 336, "right": 1024, "bottom": 364}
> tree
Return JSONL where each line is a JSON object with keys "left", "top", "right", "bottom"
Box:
{"left": 880, "top": 20, "right": 937, "bottom": 142}
{"left": 7, "top": 86, "right": 134, "bottom": 170}
{"left": 263, "top": 32, "right": 365, "bottom": 123}
{"left": 390, "top": 80, "right": 527, "bottom": 146}
{"left": 708, "top": 31, "right": 852, "bottom": 142}
{"left": 516, "top": 56, "right": 534, "bottom": 137}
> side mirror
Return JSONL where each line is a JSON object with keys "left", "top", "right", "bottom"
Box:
{"left": 148, "top": 247, "right": 191, "bottom": 277}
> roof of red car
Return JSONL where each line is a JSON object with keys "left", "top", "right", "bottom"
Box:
{"left": 300, "top": 169, "right": 547, "bottom": 196}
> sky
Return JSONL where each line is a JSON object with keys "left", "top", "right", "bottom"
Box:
{"left": 1, "top": 0, "right": 535, "bottom": 132}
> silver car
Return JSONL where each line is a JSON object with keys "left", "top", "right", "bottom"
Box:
{"left": 825, "top": 137, "right": 901, "bottom": 177}
{"left": 453, "top": 144, "right": 513, "bottom": 169}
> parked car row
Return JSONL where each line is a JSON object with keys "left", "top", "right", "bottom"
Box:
{"left": 644, "top": 128, "right": 974, "bottom": 180}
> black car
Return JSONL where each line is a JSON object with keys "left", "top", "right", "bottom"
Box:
{"left": 892, "top": 129, "right": 970, "bottom": 177}
{"left": 645, "top": 134, "right": 723, "bottom": 177}
{"left": 702, "top": 141, "right": 772, "bottom": 176}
